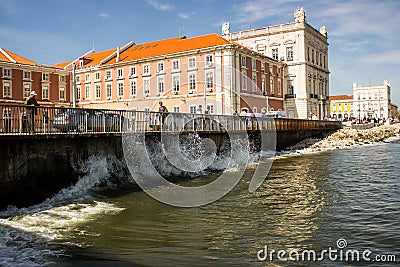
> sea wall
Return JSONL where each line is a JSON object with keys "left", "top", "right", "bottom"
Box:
{"left": 0, "top": 125, "right": 340, "bottom": 208}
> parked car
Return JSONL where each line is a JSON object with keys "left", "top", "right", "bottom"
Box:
{"left": 53, "top": 109, "right": 123, "bottom": 132}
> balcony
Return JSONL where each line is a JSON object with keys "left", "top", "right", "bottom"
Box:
{"left": 285, "top": 94, "right": 296, "bottom": 99}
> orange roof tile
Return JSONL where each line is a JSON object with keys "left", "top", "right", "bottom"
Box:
{"left": 0, "top": 48, "right": 39, "bottom": 66}
{"left": 83, "top": 49, "right": 117, "bottom": 67}
{"left": 54, "top": 33, "right": 273, "bottom": 69}
{"left": 330, "top": 95, "right": 353, "bottom": 101}
{"left": 106, "top": 34, "right": 232, "bottom": 64}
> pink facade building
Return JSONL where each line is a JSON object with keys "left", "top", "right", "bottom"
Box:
{"left": 57, "top": 34, "right": 287, "bottom": 115}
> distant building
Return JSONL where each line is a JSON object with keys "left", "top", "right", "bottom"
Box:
{"left": 222, "top": 7, "right": 330, "bottom": 119}
{"left": 353, "top": 80, "right": 392, "bottom": 120}
{"left": 57, "top": 34, "right": 287, "bottom": 115}
{"left": 330, "top": 95, "right": 353, "bottom": 120}
{"left": 0, "top": 48, "right": 71, "bottom": 106}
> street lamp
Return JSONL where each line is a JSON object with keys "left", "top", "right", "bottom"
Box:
{"left": 72, "top": 62, "right": 76, "bottom": 108}
{"left": 263, "top": 91, "right": 269, "bottom": 113}
{"left": 204, "top": 83, "right": 207, "bottom": 113}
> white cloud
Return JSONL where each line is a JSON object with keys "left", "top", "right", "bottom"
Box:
{"left": 178, "top": 12, "right": 193, "bottom": 20}
{"left": 146, "top": 0, "right": 173, "bottom": 11}
{"left": 231, "top": 0, "right": 298, "bottom": 25}
{"left": 359, "top": 50, "right": 400, "bottom": 65}
{"left": 100, "top": 12, "right": 109, "bottom": 18}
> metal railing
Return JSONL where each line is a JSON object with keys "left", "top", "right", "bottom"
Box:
{"left": 0, "top": 104, "right": 341, "bottom": 135}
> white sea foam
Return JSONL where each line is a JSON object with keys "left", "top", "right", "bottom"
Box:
{"left": 0, "top": 155, "right": 126, "bottom": 267}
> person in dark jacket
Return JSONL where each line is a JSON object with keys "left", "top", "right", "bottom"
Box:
{"left": 25, "top": 91, "right": 40, "bottom": 133}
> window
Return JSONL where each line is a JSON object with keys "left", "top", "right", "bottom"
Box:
{"left": 95, "top": 84, "right": 101, "bottom": 98}
{"left": 172, "top": 75, "right": 180, "bottom": 93}
{"left": 85, "top": 73, "right": 90, "bottom": 82}
{"left": 189, "top": 57, "right": 196, "bottom": 68}
{"left": 172, "top": 60, "right": 180, "bottom": 71}
{"left": 206, "top": 71, "right": 214, "bottom": 89}
{"left": 76, "top": 75, "right": 80, "bottom": 83}
{"left": 189, "top": 73, "right": 196, "bottom": 90}
{"left": 106, "top": 83, "right": 112, "bottom": 99}
{"left": 95, "top": 72, "right": 100, "bottom": 80}
{"left": 252, "top": 74, "right": 257, "bottom": 92}
{"left": 252, "top": 59, "right": 256, "bottom": 70}
{"left": 129, "top": 66, "right": 136, "bottom": 77}
{"left": 117, "top": 68, "right": 123, "bottom": 78}
{"left": 190, "top": 105, "right": 197, "bottom": 114}
{"left": 323, "top": 55, "right": 326, "bottom": 68}
{"left": 312, "top": 49, "right": 315, "bottom": 63}
{"left": 85, "top": 85, "right": 90, "bottom": 99}
{"left": 59, "top": 87, "right": 65, "bottom": 100}
{"left": 130, "top": 80, "right": 137, "bottom": 96}
{"left": 242, "top": 72, "right": 247, "bottom": 90}
{"left": 320, "top": 54, "right": 323, "bottom": 67}
{"left": 24, "top": 84, "right": 31, "bottom": 98}
{"left": 272, "top": 48, "right": 278, "bottom": 60}
{"left": 316, "top": 51, "right": 319, "bottom": 65}
{"left": 205, "top": 55, "right": 213, "bottom": 67}
{"left": 157, "top": 77, "right": 165, "bottom": 94}
{"left": 253, "top": 107, "right": 257, "bottom": 113}
{"left": 278, "top": 80, "right": 281, "bottom": 95}
{"left": 42, "top": 73, "right": 49, "bottom": 81}
{"left": 42, "top": 85, "right": 49, "bottom": 99}
{"left": 143, "top": 78, "right": 150, "bottom": 95}
{"left": 143, "top": 64, "right": 150, "bottom": 75}
{"left": 288, "top": 81, "right": 294, "bottom": 95}
{"left": 307, "top": 47, "right": 310, "bottom": 61}
{"left": 3, "top": 68, "right": 11, "bottom": 77}
{"left": 24, "top": 71, "right": 31, "bottom": 80}
{"left": 106, "top": 70, "right": 112, "bottom": 80}
{"left": 206, "top": 104, "right": 214, "bottom": 114}
{"left": 262, "top": 78, "right": 266, "bottom": 95}
{"left": 270, "top": 78, "right": 274, "bottom": 94}
{"left": 76, "top": 86, "right": 81, "bottom": 100}
{"left": 157, "top": 62, "right": 164, "bottom": 73}
{"left": 60, "top": 75, "right": 66, "bottom": 82}
{"left": 3, "top": 82, "right": 11, "bottom": 97}
{"left": 173, "top": 106, "right": 180, "bottom": 113}
{"left": 118, "top": 82, "right": 124, "bottom": 97}
{"left": 286, "top": 46, "right": 293, "bottom": 61}
{"left": 241, "top": 55, "right": 246, "bottom": 67}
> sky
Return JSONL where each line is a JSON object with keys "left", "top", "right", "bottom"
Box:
{"left": 1, "top": 0, "right": 399, "bottom": 104}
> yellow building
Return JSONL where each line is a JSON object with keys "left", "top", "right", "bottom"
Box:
{"left": 330, "top": 95, "right": 353, "bottom": 120}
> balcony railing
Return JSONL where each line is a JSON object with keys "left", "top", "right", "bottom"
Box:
{"left": 0, "top": 104, "right": 341, "bottom": 135}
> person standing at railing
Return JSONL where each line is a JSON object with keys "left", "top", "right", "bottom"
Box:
{"left": 24, "top": 91, "right": 40, "bottom": 133}
{"left": 158, "top": 101, "right": 168, "bottom": 130}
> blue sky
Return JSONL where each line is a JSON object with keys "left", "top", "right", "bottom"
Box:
{"left": 1, "top": 0, "right": 399, "bottom": 104}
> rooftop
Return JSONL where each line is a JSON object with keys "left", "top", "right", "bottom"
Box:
{"left": 330, "top": 95, "right": 353, "bottom": 101}
{"left": 0, "top": 48, "right": 40, "bottom": 66}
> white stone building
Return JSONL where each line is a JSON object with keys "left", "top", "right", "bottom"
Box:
{"left": 353, "top": 80, "right": 392, "bottom": 120}
{"left": 222, "top": 7, "right": 330, "bottom": 119}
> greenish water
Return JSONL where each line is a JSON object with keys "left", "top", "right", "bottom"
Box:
{"left": 1, "top": 143, "right": 399, "bottom": 266}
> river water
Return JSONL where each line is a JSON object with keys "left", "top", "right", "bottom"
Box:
{"left": 0, "top": 141, "right": 399, "bottom": 266}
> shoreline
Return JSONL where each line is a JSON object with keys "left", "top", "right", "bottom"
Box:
{"left": 284, "top": 123, "right": 400, "bottom": 154}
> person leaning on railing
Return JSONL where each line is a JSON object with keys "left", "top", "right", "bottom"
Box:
{"left": 24, "top": 91, "right": 40, "bottom": 133}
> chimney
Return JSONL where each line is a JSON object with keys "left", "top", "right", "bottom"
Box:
{"left": 116, "top": 46, "right": 120, "bottom": 63}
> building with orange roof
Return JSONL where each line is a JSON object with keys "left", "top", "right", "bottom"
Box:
{"left": 329, "top": 95, "right": 354, "bottom": 120}
{"left": 0, "top": 48, "right": 71, "bottom": 106}
{"left": 61, "top": 33, "right": 287, "bottom": 115}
